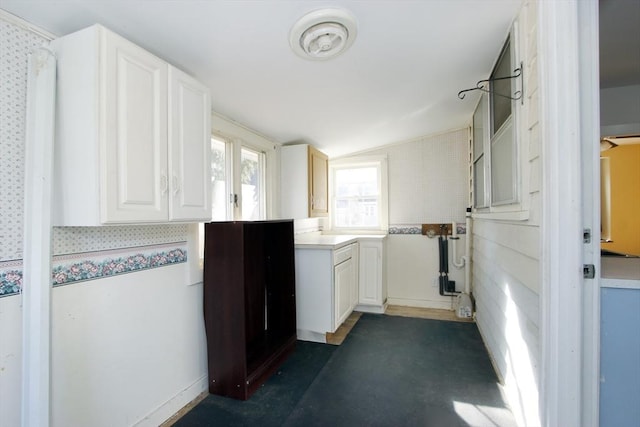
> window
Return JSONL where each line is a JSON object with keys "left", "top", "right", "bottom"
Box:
{"left": 472, "top": 32, "right": 521, "bottom": 213}
{"left": 473, "top": 93, "right": 488, "bottom": 208}
{"left": 211, "top": 136, "right": 231, "bottom": 221}
{"left": 330, "top": 157, "right": 388, "bottom": 232}
{"left": 207, "top": 136, "right": 267, "bottom": 221}
{"left": 240, "top": 147, "right": 265, "bottom": 220}
{"left": 192, "top": 114, "right": 276, "bottom": 285}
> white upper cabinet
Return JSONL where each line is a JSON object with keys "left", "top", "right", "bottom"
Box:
{"left": 280, "top": 144, "right": 328, "bottom": 219}
{"left": 51, "top": 24, "right": 211, "bottom": 225}
{"left": 168, "top": 65, "right": 211, "bottom": 221}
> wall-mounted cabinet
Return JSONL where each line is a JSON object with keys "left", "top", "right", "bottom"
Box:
{"left": 280, "top": 144, "right": 328, "bottom": 219}
{"left": 50, "top": 24, "right": 211, "bottom": 225}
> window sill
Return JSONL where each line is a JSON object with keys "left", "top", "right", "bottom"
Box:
{"left": 472, "top": 210, "right": 529, "bottom": 221}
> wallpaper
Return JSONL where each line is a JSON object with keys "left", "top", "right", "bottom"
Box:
{"left": 0, "top": 15, "right": 189, "bottom": 298}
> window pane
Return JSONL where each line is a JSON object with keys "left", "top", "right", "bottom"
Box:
{"left": 241, "top": 147, "right": 264, "bottom": 220}
{"left": 474, "top": 155, "right": 486, "bottom": 208}
{"left": 333, "top": 166, "right": 380, "bottom": 228}
{"left": 491, "top": 120, "right": 516, "bottom": 205}
{"left": 473, "top": 94, "right": 486, "bottom": 161}
{"left": 211, "top": 137, "right": 228, "bottom": 221}
{"left": 491, "top": 39, "right": 512, "bottom": 135}
{"left": 335, "top": 167, "right": 378, "bottom": 197}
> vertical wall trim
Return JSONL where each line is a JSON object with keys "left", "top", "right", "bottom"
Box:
{"left": 21, "top": 47, "right": 56, "bottom": 427}
{"left": 577, "top": 1, "right": 601, "bottom": 425}
{"left": 538, "top": 1, "right": 583, "bottom": 426}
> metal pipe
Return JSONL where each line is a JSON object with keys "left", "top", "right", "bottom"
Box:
{"left": 464, "top": 209, "right": 472, "bottom": 295}
{"left": 451, "top": 221, "right": 466, "bottom": 269}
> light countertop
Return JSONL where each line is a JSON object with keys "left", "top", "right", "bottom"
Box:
{"left": 294, "top": 232, "right": 386, "bottom": 250}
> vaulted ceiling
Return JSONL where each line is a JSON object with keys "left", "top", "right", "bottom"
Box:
{"left": 3, "top": 1, "right": 637, "bottom": 157}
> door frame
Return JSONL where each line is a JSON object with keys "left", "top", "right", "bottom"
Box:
{"left": 538, "top": 1, "right": 600, "bottom": 426}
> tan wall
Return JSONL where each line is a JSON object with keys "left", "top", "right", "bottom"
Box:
{"left": 601, "top": 144, "right": 640, "bottom": 255}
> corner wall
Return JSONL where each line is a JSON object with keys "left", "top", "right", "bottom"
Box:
{"left": 0, "top": 12, "right": 208, "bottom": 426}
{"left": 355, "top": 128, "right": 470, "bottom": 309}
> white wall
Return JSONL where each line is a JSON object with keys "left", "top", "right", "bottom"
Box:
{"left": 356, "top": 128, "right": 470, "bottom": 309}
{"left": 0, "top": 12, "right": 209, "bottom": 426}
{"left": 387, "top": 234, "right": 466, "bottom": 309}
{"left": 600, "top": 84, "right": 640, "bottom": 136}
{"left": 472, "top": 2, "right": 542, "bottom": 426}
{"left": 0, "top": 295, "right": 23, "bottom": 427}
{"left": 51, "top": 265, "right": 207, "bottom": 426}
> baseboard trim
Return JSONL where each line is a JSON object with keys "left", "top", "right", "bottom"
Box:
{"left": 386, "top": 297, "right": 453, "bottom": 310}
{"left": 354, "top": 302, "right": 387, "bottom": 314}
{"left": 134, "top": 374, "right": 208, "bottom": 427}
{"left": 297, "top": 328, "right": 327, "bottom": 344}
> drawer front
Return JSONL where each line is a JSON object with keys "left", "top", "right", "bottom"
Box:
{"left": 334, "top": 244, "right": 354, "bottom": 265}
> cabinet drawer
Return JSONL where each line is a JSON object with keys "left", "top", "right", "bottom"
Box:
{"left": 334, "top": 244, "right": 355, "bottom": 266}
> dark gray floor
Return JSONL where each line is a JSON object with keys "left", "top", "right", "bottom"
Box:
{"left": 176, "top": 313, "right": 517, "bottom": 427}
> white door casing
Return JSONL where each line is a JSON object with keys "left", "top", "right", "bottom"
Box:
{"left": 538, "top": 1, "right": 600, "bottom": 426}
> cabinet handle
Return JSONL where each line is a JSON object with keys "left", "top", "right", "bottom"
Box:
{"left": 172, "top": 175, "right": 180, "bottom": 196}
{"left": 160, "top": 173, "right": 168, "bottom": 196}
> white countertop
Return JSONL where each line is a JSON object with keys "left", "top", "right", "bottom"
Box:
{"left": 294, "top": 232, "right": 386, "bottom": 249}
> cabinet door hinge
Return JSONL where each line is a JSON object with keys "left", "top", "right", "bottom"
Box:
{"left": 583, "top": 228, "right": 591, "bottom": 244}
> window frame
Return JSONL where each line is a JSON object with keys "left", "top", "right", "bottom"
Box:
{"left": 192, "top": 114, "right": 277, "bottom": 285}
{"left": 210, "top": 135, "right": 233, "bottom": 221}
{"left": 329, "top": 155, "right": 389, "bottom": 234}
{"left": 472, "top": 22, "right": 528, "bottom": 220}
{"left": 239, "top": 145, "right": 267, "bottom": 221}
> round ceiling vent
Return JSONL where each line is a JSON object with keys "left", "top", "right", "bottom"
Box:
{"left": 289, "top": 8, "right": 358, "bottom": 60}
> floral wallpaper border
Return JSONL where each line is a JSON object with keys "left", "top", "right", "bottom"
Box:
{"left": 389, "top": 224, "right": 467, "bottom": 235}
{"left": 0, "top": 243, "right": 187, "bottom": 298}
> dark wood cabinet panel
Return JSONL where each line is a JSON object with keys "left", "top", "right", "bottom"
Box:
{"left": 203, "top": 220, "right": 296, "bottom": 400}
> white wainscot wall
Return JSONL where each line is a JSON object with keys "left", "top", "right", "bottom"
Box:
{"left": 386, "top": 234, "right": 467, "bottom": 310}
{"left": 472, "top": 219, "right": 541, "bottom": 427}
{"left": 0, "top": 294, "right": 23, "bottom": 427}
{"left": 50, "top": 264, "right": 207, "bottom": 427}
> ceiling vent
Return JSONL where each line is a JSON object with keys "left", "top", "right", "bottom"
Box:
{"left": 289, "top": 8, "right": 357, "bottom": 61}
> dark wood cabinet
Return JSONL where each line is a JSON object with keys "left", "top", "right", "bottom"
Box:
{"left": 203, "top": 220, "right": 296, "bottom": 400}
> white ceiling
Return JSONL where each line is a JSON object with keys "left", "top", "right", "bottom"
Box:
{"left": 599, "top": 0, "right": 640, "bottom": 89}
{"left": 2, "top": 1, "right": 534, "bottom": 157}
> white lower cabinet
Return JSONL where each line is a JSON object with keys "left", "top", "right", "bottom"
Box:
{"left": 334, "top": 245, "right": 357, "bottom": 329}
{"left": 356, "top": 237, "right": 387, "bottom": 313}
{"left": 295, "top": 243, "right": 358, "bottom": 343}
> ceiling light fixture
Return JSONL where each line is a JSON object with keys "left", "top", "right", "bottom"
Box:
{"left": 289, "top": 8, "right": 358, "bottom": 61}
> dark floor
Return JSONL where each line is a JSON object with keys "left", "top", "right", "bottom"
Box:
{"left": 174, "top": 313, "right": 517, "bottom": 427}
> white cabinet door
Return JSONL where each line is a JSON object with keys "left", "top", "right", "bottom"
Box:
{"left": 350, "top": 244, "right": 360, "bottom": 309}
{"left": 168, "top": 65, "right": 212, "bottom": 221}
{"left": 334, "top": 258, "right": 355, "bottom": 329}
{"left": 102, "top": 28, "right": 169, "bottom": 223}
{"left": 358, "top": 239, "right": 385, "bottom": 308}
{"left": 51, "top": 24, "right": 212, "bottom": 225}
